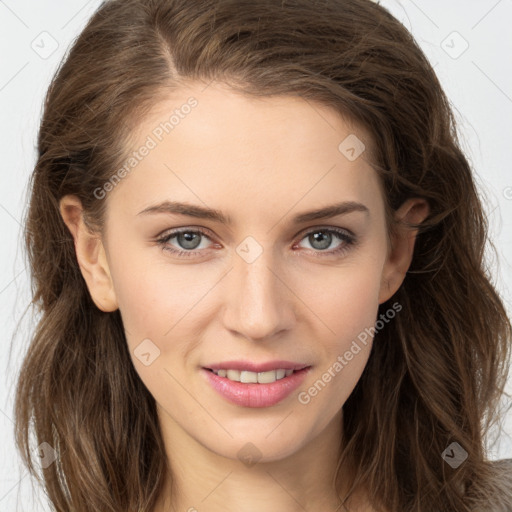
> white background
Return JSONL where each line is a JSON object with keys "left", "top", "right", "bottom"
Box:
{"left": 1, "top": 0, "right": 511, "bottom": 509}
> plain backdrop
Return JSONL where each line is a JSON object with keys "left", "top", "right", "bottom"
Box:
{"left": 1, "top": 0, "right": 511, "bottom": 510}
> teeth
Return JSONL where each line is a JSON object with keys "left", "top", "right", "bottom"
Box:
{"left": 257, "top": 370, "right": 278, "bottom": 384}
{"left": 240, "top": 370, "right": 258, "bottom": 383}
{"left": 226, "top": 369, "right": 240, "bottom": 381}
{"left": 212, "top": 368, "right": 296, "bottom": 383}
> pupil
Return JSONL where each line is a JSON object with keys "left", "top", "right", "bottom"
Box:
{"left": 311, "top": 231, "right": 331, "bottom": 250}
{"left": 179, "top": 232, "right": 200, "bottom": 249}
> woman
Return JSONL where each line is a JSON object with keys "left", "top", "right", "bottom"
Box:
{"left": 14, "top": 0, "right": 512, "bottom": 510}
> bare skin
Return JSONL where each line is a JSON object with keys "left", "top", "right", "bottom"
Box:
{"left": 60, "top": 81, "right": 429, "bottom": 512}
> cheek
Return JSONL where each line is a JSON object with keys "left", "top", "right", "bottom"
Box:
{"left": 297, "top": 255, "right": 385, "bottom": 343}
{"left": 292, "top": 250, "right": 385, "bottom": 412}
{"left": 108, "top": 236, "right": 195, "bottom": 332}
{"left": 106, "top": 241, "right": 173, "bottom": 356}
{"left": 294, "top": 261, "right": 382, "bottom": 424}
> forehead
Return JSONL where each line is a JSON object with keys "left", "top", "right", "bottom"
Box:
{"left": 106, "top": 81, "right": 383, "bottom": 224}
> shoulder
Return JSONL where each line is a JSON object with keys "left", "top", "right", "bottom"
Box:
{"left": 469, "top": 458, "right": 512, "bottom": 512}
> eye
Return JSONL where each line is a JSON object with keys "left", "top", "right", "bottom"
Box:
{"left": 294, "top": 227, "right": 356, "bottom": 257}
{"left": 156, "top": 228, "right": 214, "bottom": 258}
{"left": 155, "top": 226, "right": 357, "bottom": 259}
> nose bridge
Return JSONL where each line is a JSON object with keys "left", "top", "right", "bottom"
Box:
{"left": 223, "top": 237, "right": 294, "bottom": 340}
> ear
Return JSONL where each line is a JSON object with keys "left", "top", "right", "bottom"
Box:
{"left": 59, "top": 195, "right": 118, "bottom": 312}
{"left": 378, "top": 198, "right": 430, "bottom": 304}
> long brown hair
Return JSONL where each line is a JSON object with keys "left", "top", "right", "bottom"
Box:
{"left": 14, "top": 0, "right": 511, "bottom": 510}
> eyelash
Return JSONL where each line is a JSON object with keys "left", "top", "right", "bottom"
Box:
{"left": 155, "top": 226, "right": 357, "bottom": 259}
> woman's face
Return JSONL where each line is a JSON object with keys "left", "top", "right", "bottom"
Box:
{"left": 83, "top": 81, "right": 413, "bottom": 463}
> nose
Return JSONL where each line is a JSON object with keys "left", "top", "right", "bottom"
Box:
{"left": 221, "top": 245, "right": 296, "bottom": 342}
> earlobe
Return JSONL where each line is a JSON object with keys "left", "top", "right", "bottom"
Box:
{"left": 59, "top": 195, "right": 118, "bottom": 312}
{"left": 378, "top": 198, "right": 430, "bottom": 304}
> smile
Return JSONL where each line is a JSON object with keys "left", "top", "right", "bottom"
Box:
{"left": 208, "top": 368, "right": 294, "bottom": 383}
{"left": 202, "top": 365, "right": 312, "bottom": 408}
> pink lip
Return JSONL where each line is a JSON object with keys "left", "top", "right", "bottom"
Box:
{"left": 201, "top": 366, "right": 311, "bottom": 408}
{"left": 205, "top": 360, "right": 309, "bottom": 372}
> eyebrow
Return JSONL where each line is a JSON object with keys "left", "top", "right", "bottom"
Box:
{"left": 137, "top": 200, "right": 370, "bottom": 224}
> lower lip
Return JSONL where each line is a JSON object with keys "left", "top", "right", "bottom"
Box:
{"left": 202, "top": 367, "right": 311, "bottom": 408}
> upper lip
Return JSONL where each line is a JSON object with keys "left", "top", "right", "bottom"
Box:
{"left": 204, "top": 360, "right": 311, "bottom": 372}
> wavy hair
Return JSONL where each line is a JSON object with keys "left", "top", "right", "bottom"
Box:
{"left": 14, "top": 0, "right": 511, "bottom": 510}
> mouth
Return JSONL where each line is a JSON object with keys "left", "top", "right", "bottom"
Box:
{"left": 201, "top": 363, "right": 312, "bottom": 408}
{"left": 204, "top": 367, "right": 308, "bottom": 384}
